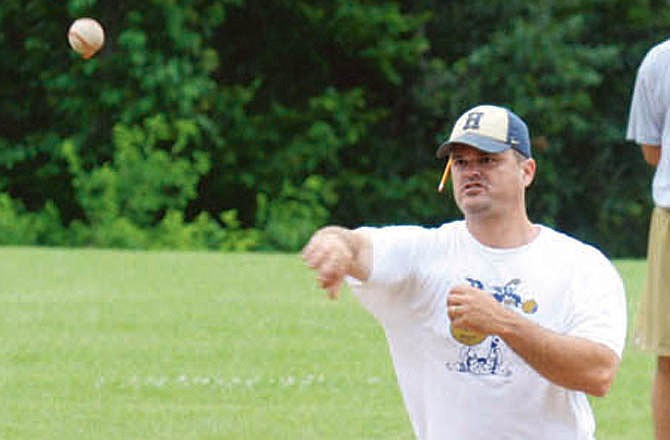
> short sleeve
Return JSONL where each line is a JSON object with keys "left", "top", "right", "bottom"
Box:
{"left": 346, "top": 225, "right": 428, "bottom": 289}
{"left": 565, "top": 250, "right": 627, "bottom": 358}
{"left": 627, "top": 50, "right": 664, "bottom": 145}
{"left": 345, "top": 225, "right": 433, "bottom": 318}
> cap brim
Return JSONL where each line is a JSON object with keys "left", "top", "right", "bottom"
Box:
{"left": 435, "top": 133, "right": 511, "bottom": 159}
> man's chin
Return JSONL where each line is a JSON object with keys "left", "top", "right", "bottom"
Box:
{"left": 456, "top": 201, "right": 486, "bottom": 215}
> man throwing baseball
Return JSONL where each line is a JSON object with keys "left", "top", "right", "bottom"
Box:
{"left": 302, "top": 104, "right": 627, "bottom": 440}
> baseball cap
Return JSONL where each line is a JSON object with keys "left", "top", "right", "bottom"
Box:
{"left": 435, "top": 105, "right": 531, "bottom": 159}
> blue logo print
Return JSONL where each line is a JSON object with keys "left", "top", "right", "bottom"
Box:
{"left": 446, "top": 277, "right": 538, "bottom": 376}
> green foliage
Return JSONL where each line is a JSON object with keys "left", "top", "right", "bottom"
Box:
{"left": 257, "top": 176, "right": 338, "bottom": 251}
{"left": 434, "top": 10, "right": 624, "bottom": 230}
{"left": 151, "top": 209, "right": 261, "bottom": 251}
{"left": 0, "top": 0, "right": 666, "bottom": 255}
{"left": 0, "top": 193, "right": 66, "bottom": 246}
{"left": 0, "top": 194, "right": 45, "bottom": 245}
{"left": 408, "top": 1, "right": 662, "bottom": 255}
{"left": 68, "top": 216, "right": 148, "bottom": 249}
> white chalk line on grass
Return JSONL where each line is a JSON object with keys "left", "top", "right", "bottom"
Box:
{"left": 94, "top": 374, "right": 383, "bottom": 390}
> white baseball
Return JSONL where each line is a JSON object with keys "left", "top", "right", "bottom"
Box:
{"left": 68, "top": 18, "right": 105, "bottom": 59}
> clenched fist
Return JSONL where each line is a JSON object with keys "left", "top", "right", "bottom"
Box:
{"left": 301, "top": 226, "right": 371, "bottom": 299}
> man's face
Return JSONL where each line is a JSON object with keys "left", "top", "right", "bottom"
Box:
{"left": 449, "top": 144, "right": 535, "bottom": 218}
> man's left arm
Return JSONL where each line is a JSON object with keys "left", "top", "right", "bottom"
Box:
{"left": 448, "top": 285, "right": 620, "bottom": 397}
{"left": 496, "top": 312, "right": 619, "bottom": 397}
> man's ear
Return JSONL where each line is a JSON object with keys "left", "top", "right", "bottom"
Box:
{"left": 522, "top": 158, "right": 536, "bottom": 188}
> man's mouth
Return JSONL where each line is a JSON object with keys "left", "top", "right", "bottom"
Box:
{"left": 461, "top": 182, "right": 485, "bottom": 194}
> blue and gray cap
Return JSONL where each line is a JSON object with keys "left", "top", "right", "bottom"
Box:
{"left": 435, "top": 105, "right": 531, "bottom": 159}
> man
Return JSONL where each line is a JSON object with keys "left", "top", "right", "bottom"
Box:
{"left": 302, "top": 104, "right": 627, "bottom": 439}
{"left": 627, "top": 39, "right": 670, "bottom": 440}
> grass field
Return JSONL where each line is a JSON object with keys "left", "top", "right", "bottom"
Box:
{"left": 0, "top": 248, "right": 654, "bottom": 439}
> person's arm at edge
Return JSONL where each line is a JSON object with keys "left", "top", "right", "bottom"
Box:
{"left": 642, "top": 143, "right": 661, "bottom": 167}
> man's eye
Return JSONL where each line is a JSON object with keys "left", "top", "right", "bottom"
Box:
{"left": 454, "top": 159, "right": 467, "bottom": 167}
{"left": 480, "top": 157, "right": 495, "bottom": 164}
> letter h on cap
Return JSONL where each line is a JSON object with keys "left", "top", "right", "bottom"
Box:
{"left": 462, "top": 112, "right": 485, "bottom": 131}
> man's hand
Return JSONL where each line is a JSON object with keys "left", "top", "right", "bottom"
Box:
{"left": 447, "top": 283, "right": 620, "bottom": 396}
{"left": 446, "top": 284, "right": 511, "bottom": 335}
{"left": 301, "top": 226, "right": 370, "bottom": 299}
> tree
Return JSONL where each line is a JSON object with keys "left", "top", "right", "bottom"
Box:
{"left": 0, "top": 0, "right": 667, "bottom": 256}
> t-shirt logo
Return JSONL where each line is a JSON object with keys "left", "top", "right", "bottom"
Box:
{"left": 488, "top": 278, "right": 538, "bottom": 314}
{"left": 446, "top": 277, "right": 538, "bottom": 377}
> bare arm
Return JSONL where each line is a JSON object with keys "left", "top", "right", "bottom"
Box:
{"left": 642, "top": 143, "right": 661, "bottom": 167}
{"left": 498, "top": 315, "right": 619, "bottom": 397}
{"left": 448, "top": 285, "right": 620, "bottom": 397}
{"left": 301, "top": 226, "right": 372, "bottom": 299}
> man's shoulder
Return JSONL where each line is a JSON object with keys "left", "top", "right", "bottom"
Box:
{"left": 436, "top": 219, "right": 466, "bottom": 232}
{"left": 359, "top": 220, "right": 464, "bottom": 244}
{"left": 363, "top": 220, "right": 465, "bottom": 234}
{"left": 538, "top": 226, "right": 611, "bottom": 262}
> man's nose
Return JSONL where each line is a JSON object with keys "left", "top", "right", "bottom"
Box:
{"left": 458, "top": 162, "right": 483, "bottom": 178}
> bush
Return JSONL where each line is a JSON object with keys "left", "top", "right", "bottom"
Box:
{"left": 257, "top": 176, "right": 337, "bottom": 251}
{"left": 150, "top": 210, "right": 261, "bottom": 251}
{"left": 0, "top": 194, "right": 66, "bottom": 246}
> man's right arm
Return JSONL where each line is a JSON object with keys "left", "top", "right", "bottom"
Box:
{"left": 301, "top": 226, "right": 372, "bottom": 299}
{"left": 642, "top": 144, "right": 661, "bottom": 167}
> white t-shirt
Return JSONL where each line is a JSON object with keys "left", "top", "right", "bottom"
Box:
{"left": 346, "top": 221, "right": 627, "bottom": 440}
{"left": 626, "top": 38, "right": 670, "bottom": 207}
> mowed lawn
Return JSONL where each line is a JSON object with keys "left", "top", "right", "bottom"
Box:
{"left": 0, "top": 248, "right": 654, "bottom": 439}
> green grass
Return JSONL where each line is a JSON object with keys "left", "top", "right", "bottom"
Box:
{"left": 591, "top": 260, "right": 654, "bottom": 440}
{"left": 0, "top": 248, "right": 655, "bottom": 439}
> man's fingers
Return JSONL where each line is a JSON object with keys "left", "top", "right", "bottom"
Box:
{"left": 446, "top": 295, "right": 464, "bottom": 306}
{"left": 303, "top": 247, "right": 327, "bottom": 270}
{"left": 310, "top": 246, "right": 351, "bottom": 281}
{"left": 320, "top": 276, "right": 343, "bottom": 300}
{"left": 447, "top": 303, "right": 469, "bottom": 321}
{"left": 318, "top": 267, "right": 345, "bottom": 289}
{"left": 301, "top": 236, "right": 326, "bottom": 266}
{"left": 303, "top": 234, "right": 351, "bottom": 268}
{"left": 448, "top": 283, "right": 473, "bottom": 297}
{"left": 301, "top": 232, "right": 326, "bottom": 263}
{"left": 302, "top": 227, "right": 357, "bottom": 299}
{"left": 327, "top": 280, "right": 342, "bottom": 300}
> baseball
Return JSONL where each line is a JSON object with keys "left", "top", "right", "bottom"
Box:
{"left": 68, "top": 18, "right": 105, "bottom": 59}
{"left": 450, "top": 324, "right": 486, "bottom": 346}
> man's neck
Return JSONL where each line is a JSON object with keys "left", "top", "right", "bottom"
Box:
{"left": 465, "top": 213, "right": 539, "bottom": 249}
